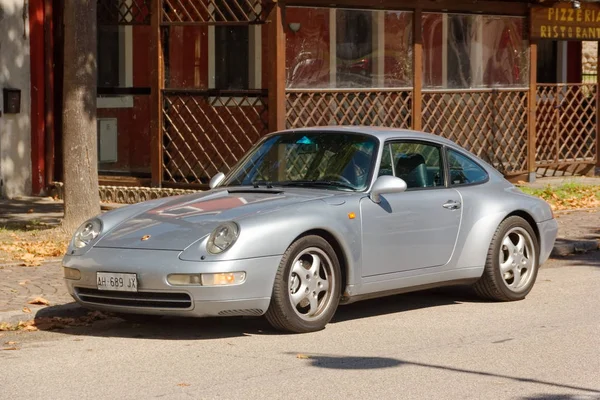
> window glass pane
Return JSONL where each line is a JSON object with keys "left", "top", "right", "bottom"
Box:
{"left": 224, "top": 132, "right": 377, "bottom": 190}
{"left": 98, "top": 26, "right": 120, "bottom": 87}
{"left": 388, "top": 142, "right": 444, "bottom": 189}
{"left": 215, "top": 26, "right": 249, "bottom": 90}
{"left": 423, "top": 13, "right": 528, "bottom": 89}
{"left": 447, "top": 149, "right": 488, "bottom": 186}
{"left": 285, "top": 7, "right": 413, "bottom": 89}
{"left": 285, "top": 7, "right": 332, "bottom": 89}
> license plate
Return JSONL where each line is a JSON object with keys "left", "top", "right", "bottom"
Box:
{"left": 97, "top": 272, "right": 138, "bottom": 292}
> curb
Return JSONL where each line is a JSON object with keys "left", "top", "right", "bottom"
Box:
{"left": 551, "top": 239, "right": 600, "bottom": 257}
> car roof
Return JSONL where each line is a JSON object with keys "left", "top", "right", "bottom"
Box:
{"left": 278, "top": 126, "right": 459, "bottom": 148}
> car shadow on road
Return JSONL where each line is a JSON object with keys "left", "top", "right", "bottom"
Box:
{"left": 332, "top": 285, "right": 481, "bottom": 324}
{"left": 291, "top": 353, "right": 600, "bottom": 396}
{"left": 32, "top": 286, "right": 482, "bottom": 340}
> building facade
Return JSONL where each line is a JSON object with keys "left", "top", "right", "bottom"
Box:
{"left": 0, "top": 0, "right": 33, "bottom": 198}
{"left": 14, "top": 0, "right": 600, "bottom": 196}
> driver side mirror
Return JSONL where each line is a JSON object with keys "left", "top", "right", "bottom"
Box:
{"left": 370, "top": 176, "right": 407, "bottom": 203}
{"left": 209, "top": 172, "right": 226, "bottom": 189}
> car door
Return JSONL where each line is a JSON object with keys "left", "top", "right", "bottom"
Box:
{"left": 360, "top": 140, "right": 462, "bottom": 277}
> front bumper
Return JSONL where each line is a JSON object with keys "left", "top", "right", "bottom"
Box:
{"left": 62, "top": 248, "right": 282, "bottom": 317}
{"left": 537, "top": 218, "right": 559, "bottom": 265}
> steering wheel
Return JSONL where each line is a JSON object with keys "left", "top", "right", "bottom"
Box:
{"left": 320, "top": 174, "right": 354, "bottom": 186}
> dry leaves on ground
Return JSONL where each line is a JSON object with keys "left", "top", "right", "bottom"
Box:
{"left": 0, "top": 229, "right": 69, "bottom": 266}
{"left": 0, "top": 311, "right": 111, "bottom": 332}
{"left": 520, "top": 184, "right": 600, "bottom": 211}
{"left": 28, "top": 297, "right": 50, "bottom": 306}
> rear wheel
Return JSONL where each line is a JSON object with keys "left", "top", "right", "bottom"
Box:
{"left": 473, "top": 216, "right": 539, "bottom": 301}
{"left": 265, "top": 235, "right": 341, "bottom": 333}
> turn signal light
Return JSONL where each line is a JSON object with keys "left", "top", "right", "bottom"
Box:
{"left": 167, "top": 274, "right": 202, "bottom": 286}
{"left": 63, "top": 267, "right": 81, "bottom": 280}
{"left": 167, "top": 272, "right": 246, "bottom": 286}
{"left": 201, "top": 272, "right": 246, "bottom": 286}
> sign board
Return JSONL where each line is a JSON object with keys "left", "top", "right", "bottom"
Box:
{"left": 531, "top": 3, "right": 600, "bottom": 40}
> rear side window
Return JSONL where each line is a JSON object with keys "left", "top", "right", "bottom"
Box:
{"left": 447, "top": 149, "right": 488, "bottom": 186}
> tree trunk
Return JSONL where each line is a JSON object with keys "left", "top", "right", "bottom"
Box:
{"left": 61, "top": 0, "right": 100, "bottom": 233}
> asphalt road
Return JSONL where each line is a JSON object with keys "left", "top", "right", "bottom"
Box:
{"left": 1, "top": 253, "right": 599, "bottom": 400}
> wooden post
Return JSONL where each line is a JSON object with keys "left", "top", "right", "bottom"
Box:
{"left": 528, "top": 40, "right": 538, "bottom": 182}
{"left": 268, "top": 2, "right": 286, "bottom": 133}
{"left": 597, "top": 42, "right": 600, "bottom": 170}
{"left": 29, "top": 0, "right": 46, "bottom": 194}
{"left": 44, "top": 0, "right": 55, "bottom": 186}
{"left": 150, "top": 0, "right": 164, "bottom": 187}
{"left": 412, "top": 9, "right": 423, "bottom": 131}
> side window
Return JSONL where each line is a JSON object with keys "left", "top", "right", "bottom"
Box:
{"left": 389, "top": 142, "right": 444, "bottom": 189}
{"left": 447, "top": 149, "right": 488, "bottom": 186}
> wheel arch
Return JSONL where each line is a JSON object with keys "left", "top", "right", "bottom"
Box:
{"left": 292, "top": 229, "right": 350, "bottom": 298}
{"left": 504, "top": 210, "right": 540, "bottom": 244}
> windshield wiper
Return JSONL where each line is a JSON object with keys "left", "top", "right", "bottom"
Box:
{"left": 252, "top": 180, "right": 274, "bottom": 189}
{"left": 281, "top": 180, "right": 356, "bottom": 191}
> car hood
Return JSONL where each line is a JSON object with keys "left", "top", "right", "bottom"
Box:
{"left": 94, "top": 188, "right": 334, "bottom": 250}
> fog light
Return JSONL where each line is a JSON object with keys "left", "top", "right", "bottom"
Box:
{"left": 201, "top": 272, "right": 246, "bottom": 286}
{"left": 63, "top": 267, "right": 81, "bottom": 280}
{"left": 167, "top": 274, "right": 202, "bottom": 286}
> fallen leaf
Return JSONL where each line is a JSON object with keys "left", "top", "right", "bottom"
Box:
{"left": 28, "top": 297, "right": 50, "bottom": 306}
{"left": 27, "top": 209, "right": 34, "bottom": 214}
{"left": 296, "top": 354, "right": 311, "bottom": 359}
{"left": 19, "top": 280, "right": 31, "bottom": 285}
{"left": 22, "top": 307, "right": 31, "bottom": 314}
{"left": 4, "top": 341, "right": 17, "bottom": 345}
{"left": 2, "top": 347, "right": 18, "bottom": 351}
{"left": 23, "top": 325, "right": 38, "bottom": 332}
{"left": 177, "top": 383, "right": 191, "bottom": 387}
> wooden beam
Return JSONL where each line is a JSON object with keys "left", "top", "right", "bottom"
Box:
{"left": 150, "top": 0, "right": 164, "bottom": 187}
{"left": 528, "top": 40, "right": 538, "bottom": 182}
{"left": 281, "top": 0, "right": 529, "bottom": 16}
{"left": 412, "top": 9, "right": 423, "bottom": 131}
{"left": 268, "top": 3, "right": 286, "bottom": 132}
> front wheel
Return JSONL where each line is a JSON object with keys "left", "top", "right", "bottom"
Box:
{"left": 473, "top": 216, "right": 539, "bottom": 301}
{"left": 265, "top": 235, "right": 341, "bottom": 333}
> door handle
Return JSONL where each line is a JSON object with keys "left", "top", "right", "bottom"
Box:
{"left": 442, "top": 200, "right": 461, "bottom": 210}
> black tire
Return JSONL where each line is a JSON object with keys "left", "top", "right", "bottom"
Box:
{"left": 473, "top": 216, "right": 540, "bottom": 301}
{"left": 265, "top": 235, "right": 342, "bottom": 333}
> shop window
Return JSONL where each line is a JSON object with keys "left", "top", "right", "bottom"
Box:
{"left": 97, "top": 0, "right": 133, "bottom": 108}
{"left": 423, "top": 13, "right": 528, "bottom": 89}
{"left": 285, "top": 7, "right": 413, "bottom": 89}
{"left": 215, "top": 27, "right": 250, "bottom": 90}
{"left": 208, "top": 1, "right": 261, "bottom": 91}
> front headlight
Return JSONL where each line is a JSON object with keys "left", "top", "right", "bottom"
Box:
{"left": 206, "top": 222, "right": 239, "bottom": 254}
{"left": 73, "top": 218, "right": 103, "bottom": 249}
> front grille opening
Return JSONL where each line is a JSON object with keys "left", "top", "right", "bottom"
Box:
{"left": 75, "top": 287, "right": 192, "bottom": 309}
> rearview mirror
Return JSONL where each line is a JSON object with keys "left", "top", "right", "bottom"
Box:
{"left": 370, "top": 176, "right": 407, "bottom": 203}
{"left": 209, "top": 172, "right": 226, "bottom": 189}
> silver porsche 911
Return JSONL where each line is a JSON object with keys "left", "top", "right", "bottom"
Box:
{"left": 63, "top": 127, "right": 558, "bottom": 333}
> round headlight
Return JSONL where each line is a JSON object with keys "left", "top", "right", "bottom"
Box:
{"left": 207, "top": 222, "right": 240, "bottom": 254}
{"left": 73, "top": 218, "right": 103, "bottom": 249}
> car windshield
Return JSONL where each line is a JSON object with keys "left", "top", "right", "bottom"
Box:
{"left": 222, "top": 131, "right": 378, "bottom": 191}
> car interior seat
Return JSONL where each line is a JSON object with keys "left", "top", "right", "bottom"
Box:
{"left": 395, "top": 153, "right": 428, "bottom": 188}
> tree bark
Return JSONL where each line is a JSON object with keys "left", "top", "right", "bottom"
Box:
{"left": 61, "top": 0, "right": 100, "bottom": 233}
